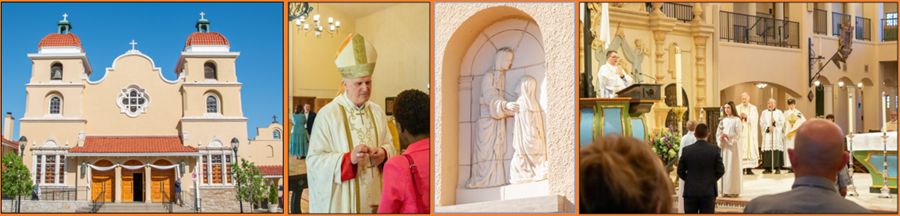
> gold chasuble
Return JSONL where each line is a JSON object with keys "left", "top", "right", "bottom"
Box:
{"left": 307, "top": 93, "right": 397, "bottom": 213}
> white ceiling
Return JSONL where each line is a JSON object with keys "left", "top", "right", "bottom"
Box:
{"left": 322, "top": 3, "right": 400, "bottom": 20}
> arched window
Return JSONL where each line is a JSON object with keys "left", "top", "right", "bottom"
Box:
{"left": 273, "top": 130, "right": 281, "bottom": 139}
{"left": 204, "top": 62, "right": 217, "bottom": 80}
{"left": 206, "top": 95, "right": 218, "bottom": 113}
{"left": 49, "top": 96, "right": 61, "bottom": 114}
{"left": 50, "top": 63, "right": 63, "bottom": 80}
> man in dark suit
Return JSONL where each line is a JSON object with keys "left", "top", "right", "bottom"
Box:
{"left": 677, "top": 123, "right": 725, "bottom": 213}
{"left": 304, "top": 103, "right": 317, "bottom": 135}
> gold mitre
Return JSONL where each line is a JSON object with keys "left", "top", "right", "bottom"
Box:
{"left": 334, "top": 33, "right": 378, "bottom": 78}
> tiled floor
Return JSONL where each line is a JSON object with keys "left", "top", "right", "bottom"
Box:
{"left": 673, "top": 168, "right": 898, "bottom": 212}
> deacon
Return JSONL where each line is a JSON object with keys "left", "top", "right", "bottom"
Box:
{"left": 736, "top": 93, "right": 760, "bottom": 175}
{"left": 594, "top": 50, "right": 633, "bottom": 98}
{"left": 759, "top": 98, "right": 785, "bottom": 174}
{"left": 782, "top": 98, "right": 806, "bottom": 173}
{"left": 307, "top": 33, "right": 398, "bottom": 213}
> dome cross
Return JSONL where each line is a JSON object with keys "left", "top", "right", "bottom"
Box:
{"left": 130, "top": 40, "right": 137, "bottom": 50}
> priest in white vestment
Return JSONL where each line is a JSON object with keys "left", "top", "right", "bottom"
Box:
{"left": 883, "top": 111, "right": 898, "bottom": 132}
{"left": 593, "top": 50, "right": 633, "bottom": 98}
{"left": 736, "top": 93, "right": 759, "bottom": 175}
{"left": 307, "top": 33, "right": 398, "bottom": 213}
{"left": 782, "top": 98, "right": 805, "bottom": 172}
{"left": 759, "top": 98, "right": 785, "bottom": 174}
{"left": 717, "top": 101, "right": 743, "bottom": 197}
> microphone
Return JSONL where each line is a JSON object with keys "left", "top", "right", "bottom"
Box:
{"left": 635, "top": 72, "right": 657, "bottom": 84}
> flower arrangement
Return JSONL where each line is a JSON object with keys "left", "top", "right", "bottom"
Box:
{"left": 651, "top": 126, "right": 681, "bottom": 170}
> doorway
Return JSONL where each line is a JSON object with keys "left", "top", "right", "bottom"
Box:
{"left": 134, "top": 173, "right": 144, "bottom": 202}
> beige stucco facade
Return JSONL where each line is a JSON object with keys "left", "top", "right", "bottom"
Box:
{"left": 9, "top": 17, "right": 284, "bottom": 213}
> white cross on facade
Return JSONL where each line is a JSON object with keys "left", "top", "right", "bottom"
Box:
{"left": 130, "top": 40, "right": 137, "bottom": 50}
{"left": 200, "top": 12, "right": 205, "bottom": 19}
{"left": 62, "top": 13, "right": 68, "bottom": 20}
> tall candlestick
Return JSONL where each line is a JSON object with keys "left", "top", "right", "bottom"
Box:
{"left": 675, "top": 47, "right": 682, "bottom": 107}
{"left": 849, "top": 93, "right": 854, "bottom": 134}
{"left": 883, "top": 92, "right": 887, "bottom": 128}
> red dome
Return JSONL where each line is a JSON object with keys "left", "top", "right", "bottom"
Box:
{"left": 37, "top": 33, "right": 83, "bottom": 50}
{"left": 184, "top": 32, "right": 230, "bottom": 48}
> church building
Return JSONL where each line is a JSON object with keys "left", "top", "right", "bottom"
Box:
{"left": 3, "top": 13, "right": 283, "bottom": 212}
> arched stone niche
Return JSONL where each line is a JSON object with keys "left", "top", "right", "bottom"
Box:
{"left": 435, "top": 3, "right": 574, "bottom": 211}
{"left": 456, "top": 16, "right": 548, "bottom": 202}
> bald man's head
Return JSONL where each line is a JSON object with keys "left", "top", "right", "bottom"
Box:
{"left": 790, "top": 119, "right": 849, "bottom": 180}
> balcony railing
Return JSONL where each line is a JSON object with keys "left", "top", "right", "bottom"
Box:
{"left": 883, "top": 18, "right": 898, "bottom": 41}
{"left": 814, "top": 9, "right": 827, "bottom": 35}
{"left": 833, "top": 12, "right": 852, "bottom": 37}
{"left": 719, "top": 11, "right": 800, "bottom": 48}
{"left": 856, "top": 16, "right": 871, "bottom": 41}
{"left": 646, "top": 3, "right": 693, "bottom": 22}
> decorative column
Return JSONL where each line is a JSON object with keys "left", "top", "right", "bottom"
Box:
{"left": 691, "top": 3, "right": 714, "bottom": 116}
{"left": 39, "top": 155, "right": 46, "bottom": 184}
{"left": 54, "top": 154, "right": 61, "bottom": 184}
{"left": 146, "top": 165, "right": 152, "bottom": 203}
{"left": 649, "top": 3, "right": 676, "bottom": 82}
{"left": 115, "top": 165, "right": 122, "bottom": 203}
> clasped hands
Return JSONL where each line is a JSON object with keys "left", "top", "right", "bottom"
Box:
{"left": 350, "top": 144, "right": 386, "bottom": 166}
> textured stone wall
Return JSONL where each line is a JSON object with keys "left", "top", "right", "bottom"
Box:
{"left": 198, "top": 188, "right": 249, "bottom": 212}
{"left": 1, "top": 200, "right": 89, "bottom": 213}
{"left": 434, "top": 3, "right": 575, "bottom": 212}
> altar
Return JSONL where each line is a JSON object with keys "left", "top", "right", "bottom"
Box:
{"left": 848, "top": 132, "right": 898, "bottom": 194}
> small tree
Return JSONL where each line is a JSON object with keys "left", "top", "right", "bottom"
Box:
{"left": 2, "top": 152, "right": 35, "bottom": 213}
{"left": 267, "top": 182, "right": 278, "bottom": 204}
{"left": 232, "top": 158, "right": 264, "bottom": 211}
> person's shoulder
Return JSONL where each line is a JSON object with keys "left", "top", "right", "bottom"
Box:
{"left": 367, "top": 101, "right": 385, "bottom": 113}
{"left": 384, "top": 155, "right": 411, "bottom": 172}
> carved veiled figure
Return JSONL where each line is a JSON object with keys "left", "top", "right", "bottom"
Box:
{"left": 510, "top": 75, "right": 548, "bottom": 184}
{"left": 467, "top": 48, "right": 516, "bottom": 188}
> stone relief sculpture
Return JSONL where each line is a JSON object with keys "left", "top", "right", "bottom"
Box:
{"left": 509, "top": 75, "right": 548, "bottom": 184}
{"left": 597, "top": 23, "right": 650, "bottom": 84}
{"left": 466, "top": 47, "right": 517, "bottom": 189}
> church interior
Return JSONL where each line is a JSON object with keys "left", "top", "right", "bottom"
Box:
{"left": 286, "top": 2, "right": 429, "bottom": 213}
{"left": 579, "top": 2, "right": 897, "bottom": 213}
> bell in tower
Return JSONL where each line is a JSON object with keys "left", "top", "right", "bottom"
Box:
{"left": 51, "top": 63, "right": 63, "bottom": 80}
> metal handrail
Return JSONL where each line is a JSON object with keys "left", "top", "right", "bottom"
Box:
{"left": 882, "top": 18, "right": 897, "bottom": 42}
{"left": 161, "top": 183, "right": 172, "bottom": 213}
{"left": 646, "top": 3, "right": 693, "bottom": 22}
{"left": 718, "top": 10, "right": 799, "bottom": 48}
{"left": 90, "top": 183, "right": 105, "bottom": 213}
{"left": 856, "top": 16, "right": 871, "bottom": 41}
{"left": 833, "top": 12, "right": 852, "bottom": 37}
{"left": 813, "top": 9, "right": 827, "bottom": 35}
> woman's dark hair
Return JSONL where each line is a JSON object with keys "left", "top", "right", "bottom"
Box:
{"left": 725, "top": 101, "right": 739, "bottom": 117}
{"left": 393, "top": 89, "right": 429, "bottom": 136}
{"left": 294, "top": 104, "right": 303, "bottom": 114}
{"left": 580, "top": 135, "right": 673, "bottom": 213}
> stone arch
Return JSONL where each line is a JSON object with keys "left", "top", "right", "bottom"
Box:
{"left": 439, "top": 5, "right": 549, "bottom": 206}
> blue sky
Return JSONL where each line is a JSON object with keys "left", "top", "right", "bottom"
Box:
{"left": 1, "top": 2, "right": 284, "bottom": 140}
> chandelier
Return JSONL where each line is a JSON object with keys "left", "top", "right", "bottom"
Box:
{"left": 289, "top": 2, "right": 340, "bottom": 38}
